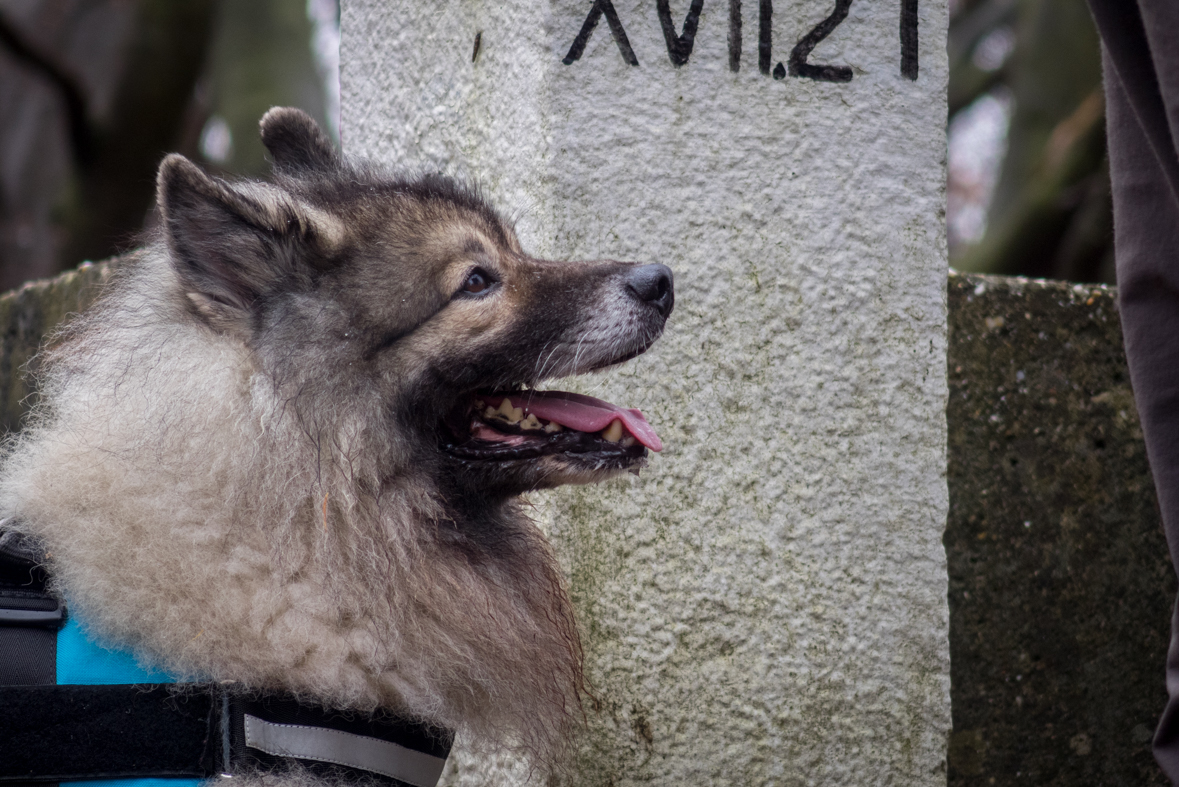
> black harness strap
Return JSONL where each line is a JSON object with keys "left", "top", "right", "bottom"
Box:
{"left": 0, "top": 684, "right": 453, "bottom": 786}
{"left": 0, "top": 530, "right": 64, "bottom": 787}
{"left": 227, "top": 694, "right": 453, "bottom": 787}
{"left": 0, "top": 684, "right": 216, "bottom": 782}
{"left": 0, "top": 530, "right": 62, "bottom": 686}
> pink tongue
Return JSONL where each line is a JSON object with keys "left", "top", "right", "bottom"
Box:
{"left": 480, "top": 391, "right": 663, "bottom": 452}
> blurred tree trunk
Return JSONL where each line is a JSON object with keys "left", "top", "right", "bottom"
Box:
{"left": 947, "top": 0, "right": 1017, "bottom": 117}
{"left": 0, "top": 0, "right": 218, "bottom": 291}
{"left": 950, "top": 0, "right": 1114, "bottom": 284}
{"left": 989, "top": 0, "right": 1102, "bottom": 222}
{"left": 60, "top": 0, "right": 219, "bottom": 269}
{"left": 203, "top": 0, "right": 331, "bottom": 178}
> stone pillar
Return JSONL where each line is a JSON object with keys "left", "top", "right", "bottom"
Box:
{"left": 341, "top": 1, "right": 949, "bottom": 784}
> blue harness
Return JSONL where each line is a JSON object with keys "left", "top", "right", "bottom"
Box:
{"left": 57, "top": 612, "right": 199, "bottom": 787}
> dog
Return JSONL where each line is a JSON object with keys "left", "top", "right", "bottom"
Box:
{"left": 0, "top": 108, "right": 672, "bottom": 781}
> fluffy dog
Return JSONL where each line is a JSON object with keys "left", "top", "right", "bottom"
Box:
{"left": 0, "top": 108, "right": 672, "bottom": 775}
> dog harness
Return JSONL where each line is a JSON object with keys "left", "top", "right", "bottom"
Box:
{"left": 0, "top": 530, "right": 452, "bottom": 787}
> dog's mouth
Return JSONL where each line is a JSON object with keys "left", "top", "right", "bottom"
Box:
{"left": 443, "top": 389, "right": 662, "bottom": 467}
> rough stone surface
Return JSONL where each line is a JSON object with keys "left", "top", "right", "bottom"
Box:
{"left": 341, "top": 2, "right": 951, "bottom": 784}
{"left": 946, "top": 271, "right": 1172, "bottom": 786}
{"left": 0, "top": 260, "right": 112, "bottom": 434}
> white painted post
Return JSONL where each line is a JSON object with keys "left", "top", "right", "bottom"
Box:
{"left": 341, "top": 1, "right": 949, "bottom": 784}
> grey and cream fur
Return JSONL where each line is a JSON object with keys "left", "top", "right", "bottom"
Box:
{"left": 0, "top": 108, "right": 672, "bottom": 775}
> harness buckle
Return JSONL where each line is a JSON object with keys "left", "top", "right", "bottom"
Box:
{"left": 0, "top": 527, "right": 65, "bottom": 631}
{"left": 0, "top": 595, "right": 65, "bottom": 629}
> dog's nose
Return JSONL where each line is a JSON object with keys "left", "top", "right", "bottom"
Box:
{"left": 625, "top": 263, "right": 674, "bottom": 318}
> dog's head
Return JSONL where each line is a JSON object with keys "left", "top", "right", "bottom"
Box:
{"left": 157, "top": 108, "right": 672, "bottom": 509}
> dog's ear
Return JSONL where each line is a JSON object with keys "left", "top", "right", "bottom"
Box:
{"left": 260, "top": 107, "right": 338, "bottom": 175}
{"left": 157, "top": 154, "right": 343, "bottom": 335}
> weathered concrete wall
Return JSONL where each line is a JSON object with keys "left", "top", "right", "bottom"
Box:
{"left": 341, "top": 1, "right": 950, "bottom": 784}
{"left": 945, "top": 271, "right": 1172, "bottom": 786}
{"left": 0, "top": 260, "right": 112, "bottom": 435}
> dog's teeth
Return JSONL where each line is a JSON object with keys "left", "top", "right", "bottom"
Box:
{"left": 543, "top": 421, "right": 563, "bottom": 433}
{"left": 620, "top": 436, "right": 636, "bottom": 447}
{"left": 483, "top": 406, "right": 498, "bottom": 420}
{"left": 497, "top": 398, "right": 524, "bottom": 424}
{"left": 521, "top": 414, "right": 542, "bottom": 431}
{"left": 601, "top": 420, "right": 624, "bottom": 442}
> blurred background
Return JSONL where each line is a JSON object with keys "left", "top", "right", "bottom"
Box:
{"left": 0, "top": 0, "right": 1108, "bottom": 292}
{"left": 948, "top": 0, "right": 1109, "bottom": 284}
{"left": 0, "top": 0, "right": 338, "bottom": 292}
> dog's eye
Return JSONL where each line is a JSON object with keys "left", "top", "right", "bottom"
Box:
{"left": 460, "top": 268, "right": 495, "bottom": 296}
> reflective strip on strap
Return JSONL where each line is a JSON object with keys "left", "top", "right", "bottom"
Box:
{"left": 243, "top": 714, "right": 447, "bottom": 787}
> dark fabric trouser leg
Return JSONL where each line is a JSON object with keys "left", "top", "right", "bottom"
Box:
{"left": 1160, "top": 599, "right": 1179, "bottom": 780}
{"left": 1092, "top": 0, "right": 1179, "bottom": 779}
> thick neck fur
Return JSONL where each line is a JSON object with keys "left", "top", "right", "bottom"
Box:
{"left": 0, "top": 249, "right": 581, "bottom": 765}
